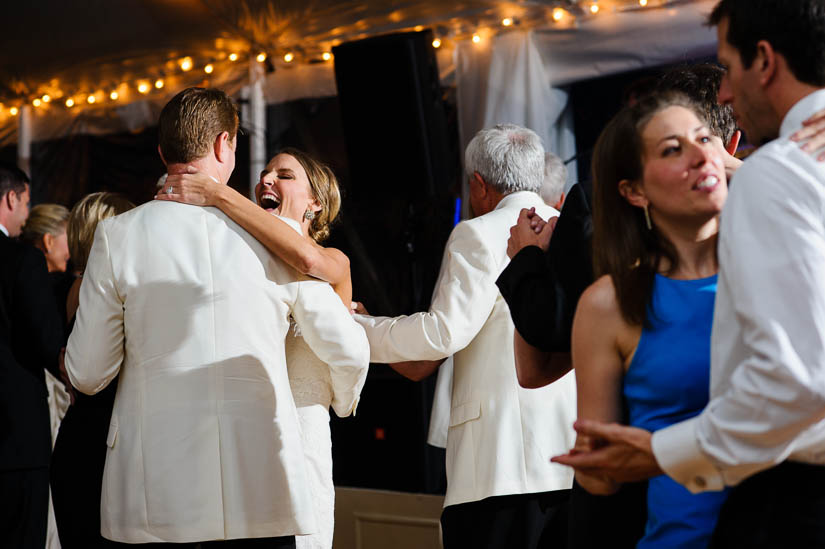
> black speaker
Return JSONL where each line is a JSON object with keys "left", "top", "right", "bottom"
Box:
{"left": 333, "top": 30, "right": 452, "bottom": 199}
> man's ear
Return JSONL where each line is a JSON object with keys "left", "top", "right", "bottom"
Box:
{"left": 471, "top": 172, "right": 488, "bottom": 198}
{"left": 618, "top": 179, "right": 648, "bottom": 209}
{"left": 754, "top": 40, "right": 778, "bottom": 87}
{"left": 157, "top": 145, "right": 167, "bottom": 166}
{"left": 215, "top": 131, "right": 233, "bottom": 163}
{"left": 553, "top": 191, "right": 565, "bottom": 211}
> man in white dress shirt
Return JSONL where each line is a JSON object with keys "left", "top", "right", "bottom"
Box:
{"left": 356, "top": 124, "right": 577, "bottom": 549}
{"left": 65, "top": 88, "right": 369, "bottom": 547}
{"left": 553, "top": 1, "right": 825, "bottom": 546}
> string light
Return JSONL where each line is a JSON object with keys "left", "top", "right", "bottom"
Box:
{"left": 204, "top": 63, "right": 214, "bottom": 74}
{"left": 65, "top": 98, "right": 74, "bottom": 108}
{"left": 42, "top": 94, "right": 51, "bottom": 103}
{"left": 472, "top": 34, "right": 481, "bottom": 43}
{"left": 180, "top": 56, "right": 193, "bottom": 71}
{"left": 590, "top": 2, "right": 600, "bottom": 13}
{"left": 502, "top": 17, "right": 513, "bottom": 27}
{"left": 322, "top": 52, "right": 332, "bottom": 61}
{"left": 9, "top": 107, "right": 18, "bottom": 116}
{"left": 553, "top": 8, "right": 566, "bottom": 21}
{"left": 256, "top": 52, "right": 267, "bottom": 62}
{"left": 32, "top": 98, "right": 42, "bottom": 107}
{"left": 228, "top": 52, "right": 239, "bottom": 62}
{"left": 138, "top": 82, "right": 150, "bottom": 94}
{"left": 432, "top": 37, "right": 442, "bottom": 48}
{"left": 284, "top": 52, "right": 294, "bottom": 63}
{"left": 87, "top": 95, "right": 96, "bottom": 104}
{"left": 639, "top": 0, "right": 648, "bottom": 5}
{"left": 154, "top": 78, "right": 164, "bottom": 89}
{"left": 110, "top": 91, "right": 119, "bottom": 100}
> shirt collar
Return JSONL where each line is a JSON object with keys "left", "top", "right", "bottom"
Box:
{"left": 494, "top": 190, "right": 539, "bottom": 212}
{"left": 274, "top": 214, "right": 303, "bottom": 235}
{"left": 780, "top": 88, "right": 825, "bottom": 138}
{"left": 0, "top": 223, "right": 8, "bottom": 237}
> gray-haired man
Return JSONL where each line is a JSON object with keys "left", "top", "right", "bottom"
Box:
{"left": 355, "top": 124, "right": 577, "bottom": 548}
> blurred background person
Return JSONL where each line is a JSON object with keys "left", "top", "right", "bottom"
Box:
{"left": 539, "top": 152, "right": 567, "bottom": 211}
{"left": 0, "top": 163, "right": 66, "bottom": 548}
{"left": 51, "top": 192, "right": 134, "bottom": 549}
{"left": 20, "top": 203, "right": 72, "bottom": 549}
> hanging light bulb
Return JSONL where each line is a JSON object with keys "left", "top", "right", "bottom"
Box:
{"left": 283, "top": 52, "right": 294, "bottom": 63}
{"left": 32, "top": 98, "right": 42, "bottom": 107}
{"left": 154, "top": 79, "right": 164, "bottom": 89}
{"left": 110, "top": 91, "right": 119, "bottom": 100}
{"left": 256, "top": 52, "right": 267, "bottom": 62}
{"left": 138, "top": 82, "right": 150, "bottom": 94}
{"left": 553, "top": 8, "right": 565, "bottom": 21}
{"left": 65, "top": 98, "right": 74, "bottom": 108}
{"left": 180, "top": 56, "right": 193, "bottom": 71}
{"left": 472, "top": 34, "right": 481, "bottom": 43}
{"left": 204, "top": 63, "right": 214, "bottom": 74}
{"left": 10, "top": 107, "right": 18, "bottom": 116}
{"left": 42, "top": 94, "right": 51, "bottom": 103}
{"left": 322, "top": 52, "right": 332, "bottom": 61}
{"left": 639, "top": 0, "right": 648, "bottom": 5}
{"left": 502, "top": 17, "right": 513, "bottom": 27}
{"left": 590, "top": 2, "right": 600, "bottom": 13}
{"left": 87, "top": 95, "right": 96, "bottom": 104}
{"left": 228, "top": 52, "right": 239, "bottom": 62}
{"left": 432, "top": 37, "right": 442, "bottom": 48}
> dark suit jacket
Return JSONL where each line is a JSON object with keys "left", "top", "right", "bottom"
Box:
{"left": 496, "top": 182, "right": 593, "bottom": 352}
{"left": 0, "top": 232, "right": 64, "bottom": 471}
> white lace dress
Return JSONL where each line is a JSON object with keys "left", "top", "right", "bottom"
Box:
{"left": 286, "top": 324, "right": 338, "bottom": 549}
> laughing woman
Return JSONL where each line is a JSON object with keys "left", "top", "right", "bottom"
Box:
{"left": 570, "top": 93, "right": 730, "bottom": 548}
{"left": 158, "top": 148, "right": 360, "bottom": 549}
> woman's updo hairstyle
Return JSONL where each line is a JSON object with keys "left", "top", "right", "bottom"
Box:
{"left": 278, "top": 147, "right": 342, "bottom": 243}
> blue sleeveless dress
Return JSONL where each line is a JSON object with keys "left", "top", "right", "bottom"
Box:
{"left": 623, "top": 274, "right": 729, "bottom": 548}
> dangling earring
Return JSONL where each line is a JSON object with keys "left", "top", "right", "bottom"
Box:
{"left": 643, "top": 204, "right": 652, "bottom": 230}
{"left": 304, "top": 209, "right": 316, "bottom": 221}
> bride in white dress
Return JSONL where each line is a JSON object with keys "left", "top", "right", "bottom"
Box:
{"left": 158, "top": 148, "right": 364, "bottom": 548}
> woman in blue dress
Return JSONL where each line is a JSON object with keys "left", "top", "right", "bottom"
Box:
{"left": 570, "top": 92, "right": 730, "bottom": 548}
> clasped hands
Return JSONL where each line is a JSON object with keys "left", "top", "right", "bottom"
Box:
{"left": 506, "top": 207, "right": 558, "bottom": 259}
{"left": 551, "top": 420, "right": 663, "bottom": 490}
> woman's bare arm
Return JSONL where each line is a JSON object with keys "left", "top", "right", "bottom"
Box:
{"left": 569, "top": 275, "right": 631, "bottom": 495}
{"left": 513, "top": 329, "right": 572, "bottom": 388}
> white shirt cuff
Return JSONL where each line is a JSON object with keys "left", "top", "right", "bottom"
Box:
{"left": 651, "top": 417, "right": 725, "bottom": 494}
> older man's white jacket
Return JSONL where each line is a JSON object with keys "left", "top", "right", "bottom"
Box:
{"left": 66, "top": 201, "right": 369, "bottom": 543}
{"left": 356, "top": 190, "right": 576, "bottom": 508}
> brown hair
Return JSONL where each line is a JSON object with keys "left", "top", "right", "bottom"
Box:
{"left": 158, "top": 87, "right": 239, "bottom": 164}
{"left": 592, "top": 92, "right": 708, "bottom": 326}
{"left": 277, "top": 148, "right": 342, "bottom": 243}
{"left": 21, "top": 204, "right": 70, "bottom": 247}
{"left": 67, "top": 192, "right": 134, "bottom": 272}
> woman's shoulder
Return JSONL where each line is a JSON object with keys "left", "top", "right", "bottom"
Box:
{"left": 578, "top": 274, "right": 621, "bottom": 318}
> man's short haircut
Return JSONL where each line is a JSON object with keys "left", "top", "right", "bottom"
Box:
{"left": 158, "top": 87, "right": 239, "bottom": 164}
{"left": 465, "top": 124, "right": 545, "bottom": 195}
{"left": 709, "top": 0, "right": 825, "bottom": 87}
{"left": 0, "top": 163, "right": 29, "bottom": 200}
{"left": 657, "top": 63, "right": 737, "bottom": 146}
{"left": 539, "top": 152, "right": 567, "bottom": 206}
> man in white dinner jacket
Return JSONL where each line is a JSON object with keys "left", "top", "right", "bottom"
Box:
{"left": 355, "top": 124, "right": 577, "bottom": 549}
{"left": 65, "top": 87, "right": 369, "bottom": 548}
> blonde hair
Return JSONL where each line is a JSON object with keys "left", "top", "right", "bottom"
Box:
{"left": 278, "top": 148, "right": 342, "bottom": 243}
{"left": 67, "top": 192, "right": 134, "bottom": 272}
{"left": 21, "top": 204, "right": 70, "bottom": 247}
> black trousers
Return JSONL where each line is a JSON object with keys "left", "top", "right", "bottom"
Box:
{"left": 440, "top": 490, "right": 570, "bottom": 549}
{"left": 110, "top": 536, "right": 296, "bottom": 548}
{"left": 0, "top": 467, "right": 50, "bottom": 549}
{"left": 710, "top": 461, "right": 825, "bottom": 549}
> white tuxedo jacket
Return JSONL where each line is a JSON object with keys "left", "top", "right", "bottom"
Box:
{"left": 65, "top": 201, "right": 369, "bottom": 543}
{"left": 356, "top": 191, "right": 576, "bottom": 507}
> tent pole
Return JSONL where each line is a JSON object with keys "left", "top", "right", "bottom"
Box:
{"left": 248, "top": 58, "right": 267, "bottom": 201}
{"left": 17, "top": 105, "right": 32, "bottom": 177}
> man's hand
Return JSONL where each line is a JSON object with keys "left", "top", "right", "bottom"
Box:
{"left": 791, "top": 108, "right": 825, "bottom": 161}
{"left": 507, "top": 208, "right": 558, "bottom": 258}
{"left": 351, "top": 301, "right": 369, "bottom": 315}
{"left": 58, "top": 348, "right": 76, "bottom": 406}
{"left": 551, "top": 419, "right": 662, "bottom": 483}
